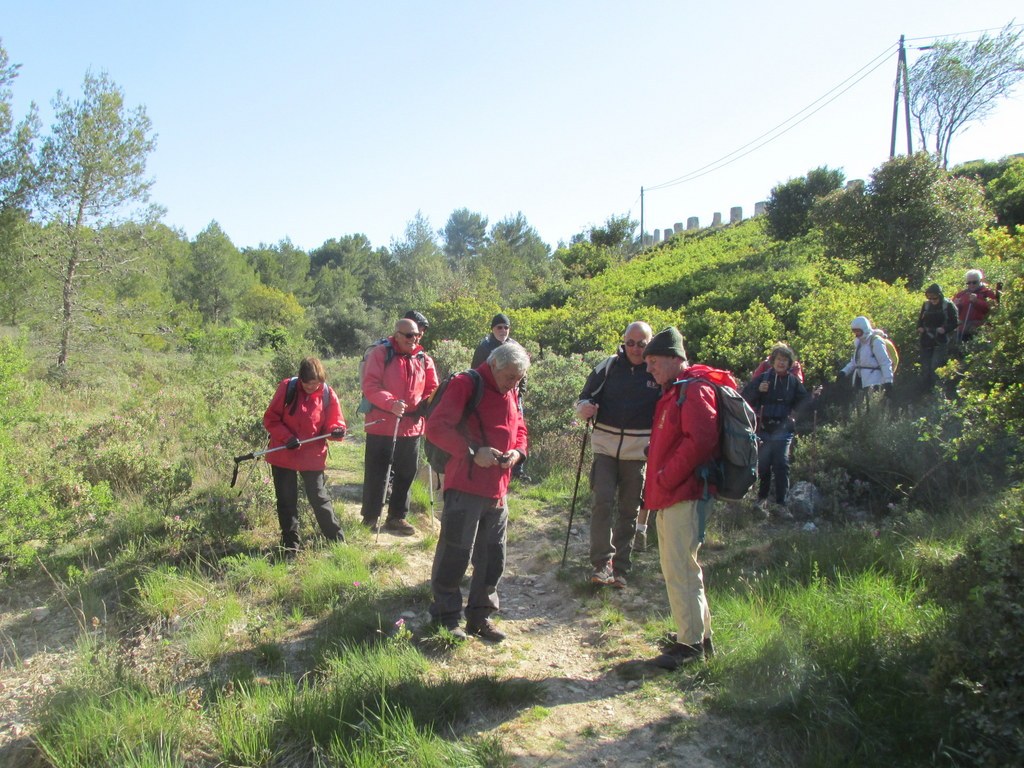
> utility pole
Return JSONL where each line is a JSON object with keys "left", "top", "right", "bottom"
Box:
{"left": 640, "top": 187, "right": 645, "bottom": 249}
{"left": 890, "top": 35, "right": 913, "bottom": 158}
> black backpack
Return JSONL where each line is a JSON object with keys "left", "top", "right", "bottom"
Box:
{"left": 674, "top": 374, "right": 759, "bottom": 501}
{"left": 422, "top": 369, "right": 485, "bottom": 475}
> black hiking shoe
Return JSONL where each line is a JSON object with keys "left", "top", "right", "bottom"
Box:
{"left": 466, "top": 618, "right": 507, "bottom": 642}
{"left": 649, "top": 642, "right": 704, "bottom": 670}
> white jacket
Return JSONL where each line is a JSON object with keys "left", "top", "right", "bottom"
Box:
{"left": 841, "top": 316, "right": 894, "bottom": 388}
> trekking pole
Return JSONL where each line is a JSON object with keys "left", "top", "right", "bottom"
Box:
{"left": 561, "top": 419, "right": 591, "bottom": 568}
{"left": 375, "top": 412, "right": 403, "bottom": 544}
{"left": 958, "top": 297, "right": 973, "bottom": 345}
{"left": 231, "top": 433, "right": 332, "bottom": 487}
{"left": 230, "top": 418, "right": 386, "bottom": 488}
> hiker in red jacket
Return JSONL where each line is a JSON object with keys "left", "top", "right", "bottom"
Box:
{"left": 426, "top": 342, "right": 530, "bottom": 642}
{"left": 952, "top": 269, "right": 999, "bottom": 343}
{"left": 359, "top": 316, "right": 439, "bottom": 535}
{"left": 642, "top": 327, "right": 721, "bottom": 670}
{"left": 263, "top": 357, "right": 347, "bottom": 555}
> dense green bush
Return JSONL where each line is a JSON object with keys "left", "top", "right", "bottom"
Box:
{"left": 520, "top": 350, "right": 591, "bottom": 479}
{"left": 931, "top": 496, "right": 1024, "bottom": 766}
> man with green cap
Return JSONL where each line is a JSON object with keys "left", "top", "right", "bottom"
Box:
{"left": 642, "top": 326, "right": 723, "bottom": 669}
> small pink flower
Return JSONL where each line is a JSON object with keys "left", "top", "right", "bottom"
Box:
{"left": 353, "top": 581, "right": 361, "bottom": 587}
{"left": 395, "top": 618, "right": 405, "bottom": 627}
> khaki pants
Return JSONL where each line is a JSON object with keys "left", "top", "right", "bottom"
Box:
{"left": 656, "top": 500, "right": 711, "bottom": 646}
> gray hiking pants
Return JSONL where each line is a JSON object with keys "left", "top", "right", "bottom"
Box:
{"left": 429, "top": 489, "right": 508, "bottom": 626}
{"left": 588, "top": 453, "right": 645, "bottom": 574}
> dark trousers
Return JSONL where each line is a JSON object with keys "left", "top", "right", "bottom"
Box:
{"left": 271, "top": 465, "right": 344, "bottom": 547}
{"left": 360, "top": 433, "right": 420, "bottom": 522}
{"left": 757, "top": 432, "right": 794, "bottom": 504}
{"left": 429, "top": 489, "right": 508, "bottom": 626}
{"left": 919, "top": 342, "right": 949, "bottom": 391}
{"left": 588, "top": 454, "right": 645, "bottom": 574}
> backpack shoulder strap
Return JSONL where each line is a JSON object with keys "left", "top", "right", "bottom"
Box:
{"left": 590, "top": 354, "right": 619, "bottom": 401}
{"left": 466, "top": 368, "right": 485, "bottom": 411}
{"left": 284, "top": 377, "right": 300, "bottom": 416}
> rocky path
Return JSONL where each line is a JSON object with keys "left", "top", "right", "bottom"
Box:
{"left": 0, "top": 463, "right": 735, "bottom": 767}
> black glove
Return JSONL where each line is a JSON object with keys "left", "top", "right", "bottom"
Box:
{"left": 331, "top": 427, "right": 346, "bottom": 439}
{"left": 286, "top": 436, "right": 301, "bottom": 450}
{"left": 882, "top": 382, "right": 893, "bottom": 394}
{"left": 835, "top": 370, "right": 847, "bottom": 384}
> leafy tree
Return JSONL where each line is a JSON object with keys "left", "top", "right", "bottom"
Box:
{"left": 812, "top": 153, "right": 991, "bottom": 287}
{"left": 0, "top": 210, "right": 43, "bottom": 325}
{"left": 0, "top": 41, "right": 39, "bottom": 214}
{"left": 34, "top": 70, "right": 159, "bottom": 367}
{"left": 243, "top": 239, "right": 311, "bottom": 299}
{"left": 309, "top": 233, "right": 395, "bottom": 309}
{"left": 389, "top": 212, "right": 450, "bottom": 313}
{"left": 178, "top": 221, "right": 254, "bottom": 324}
{"left": 441, "top": 208, "right": 489, "bottom": 264}
{"left": 765, "top": 166, "right": 845, "bottom": 241}
{"left": 236, "top": 283, "right": 308, "bottom": 347}
{"left": 556, "top": 240, "right": 621, "bottom": 281}
{"left": 573, "top": 213, "right": 637, "bottom": 250}
{"left": 484, "top": 212, "right": 553, "bottom": 305}
{"left": 987, "top": 156, "right": 1024, "bottom": 230}
{"left": 910, "top": 23, "right": 1024, "bottom": 168}
{"left": 0, "top": 43, "right": 43, "bottom": 327}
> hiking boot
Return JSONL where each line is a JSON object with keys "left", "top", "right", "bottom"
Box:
{"left": 703, "top": 636, "right": 715, "bottom": 658}
{"left": 361, "top": 517, "right": 379, "bottom": 530}
{"left": 466, "top": 617, "right": 506, "bottom": 642}
{"left": 383, "top": 518, "right": 416, "bottom": 535}
{"left": 281, "top": 543, "right": 301, "bottom": 560}
{"left": 663, "top": 632, "right": 715, "bottom": 657}
{"left": 649, "top": 642, "right": 704, "bottom": 670}
{"left": 611, "top": 573, "right": 628, "bottom": 589}
{"left": 435, "top": 622, "right": 467, "bottom": 641}
{"left": 771, "top": 503, "right": 794, "bottom": 521}
{"left": 590, "top": 562, "right": 615, "bottom": 586}
{"left": 633, "top": 530, "right": 647, "bottom": 552}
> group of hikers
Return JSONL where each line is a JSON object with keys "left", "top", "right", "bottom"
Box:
{"left": 256, "top": 266, "right": 999, "bottom": 670}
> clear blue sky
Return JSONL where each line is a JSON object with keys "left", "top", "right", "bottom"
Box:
{"left": 5, "top": 1, "right": 1022, "bottom": 252}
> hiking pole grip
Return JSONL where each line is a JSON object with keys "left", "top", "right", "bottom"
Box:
{"left": 561, "top": 420, "right": 591, "bottom": 568}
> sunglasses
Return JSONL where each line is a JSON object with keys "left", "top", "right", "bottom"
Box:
{"left": 624, "top": 339, "right": 648, "bottom": 348}
{"left": 398, "top": 331, "right": 422, "bottom": 340}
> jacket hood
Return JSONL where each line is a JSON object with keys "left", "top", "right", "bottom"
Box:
{"left": 925, "top": 283, "right": 944, "bottom": 300}
{"left": 851, "top": 316, "right": 873, "bottom": 335}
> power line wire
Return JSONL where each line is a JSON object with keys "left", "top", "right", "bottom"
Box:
{"left": 905, "top": 21, "right": 1024, "bottom": 43}
{"left": 645, "top": 42, "right": 898, "bottom": 192}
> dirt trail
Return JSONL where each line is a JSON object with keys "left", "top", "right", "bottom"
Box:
{"left": 0, "top": 464, "right": 734, "bottom": 767}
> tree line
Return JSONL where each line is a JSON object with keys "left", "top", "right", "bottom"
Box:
{"left": 1, "top": 26, "right": 1022, "bottom": 371}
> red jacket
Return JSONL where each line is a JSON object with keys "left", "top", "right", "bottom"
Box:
{"left": 263, "top": 379, "right": 346, "bottom": 471}
{"left": 361, "top": 337, "right": 439, "bottom": 437}
{"left": 425, "top": 364, "right": 528, "bottom": 501}
{"left": 642, "top": 365, "right": 722, "bottom": 510}
{"left": 952, "top": 285, "right": 998, "bottom": 336}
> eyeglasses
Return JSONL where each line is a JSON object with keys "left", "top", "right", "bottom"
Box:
{"left": 398, "top": 331, "right": 422, "bottom": 340}
{"left": 624, "top": 339, "right": 648, "bottom": 348}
